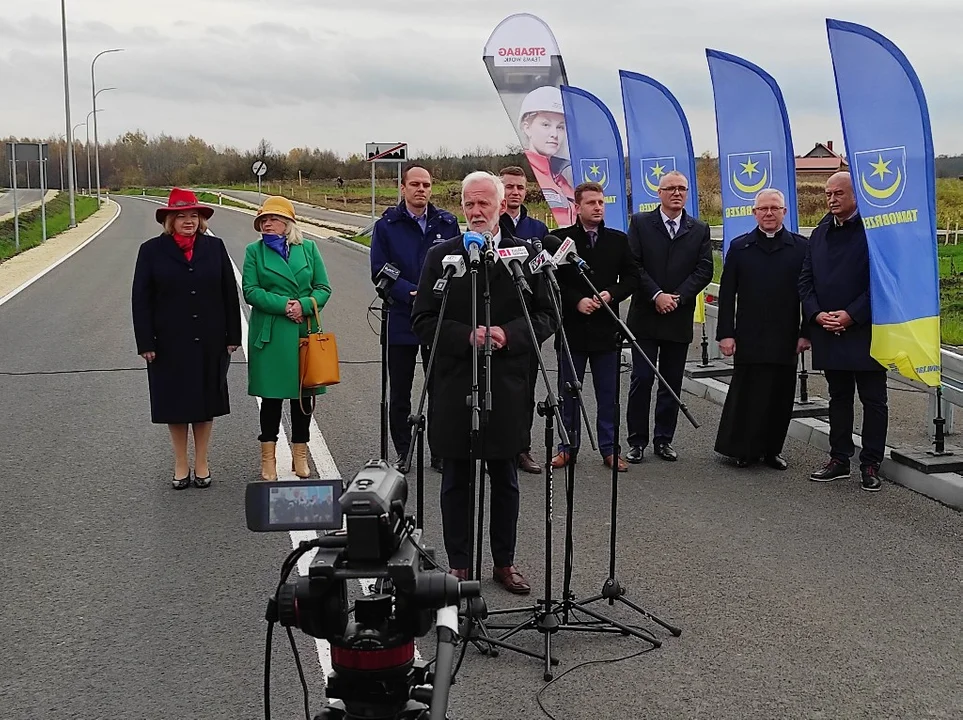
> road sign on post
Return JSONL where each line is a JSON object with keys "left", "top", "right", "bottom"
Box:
{"left": 365, "top": 143, "right": 407, "bottom": 221}
{"left": 252, "top": 160, "right": 268, "bottom": 203}
{"left": 6, "top": 142, "right": 51, "bottom": 250}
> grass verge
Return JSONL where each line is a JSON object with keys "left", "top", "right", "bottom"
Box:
{"left": 0, "top": 194, "right": 100, "bottom": 262}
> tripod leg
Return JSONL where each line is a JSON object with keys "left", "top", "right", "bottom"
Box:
{"left": 612, "top": 595, "right": 682, "bottom": 637}
{"left": 564, "top": 602, "right": 661, "bottom": 648}
{"left": 475, "top": 459, "right": 487, "bottom": 583}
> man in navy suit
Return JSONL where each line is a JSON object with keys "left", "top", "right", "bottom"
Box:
{"left": 625, "top": 171, "right": 713, "bottom": 463}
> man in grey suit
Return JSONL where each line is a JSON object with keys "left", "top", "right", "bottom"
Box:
{"left": 625, "top": 170, "right": 713, "bottom": 462}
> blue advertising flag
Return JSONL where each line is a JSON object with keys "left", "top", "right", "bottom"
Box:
{"left": 827, "top": 19, "right": 940, "bottom": 386}
{"left": 706, "top": 50, "right": 798, "bottom": 256}
{"left": 619, "top": 70, "right": 699, "bottom": 218}
{"left": 559, "top": 85, "right": 628, "bottom": 232}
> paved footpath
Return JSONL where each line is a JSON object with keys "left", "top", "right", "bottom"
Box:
{"left": 0, "top": 195, "right": 960, "bottom": 720}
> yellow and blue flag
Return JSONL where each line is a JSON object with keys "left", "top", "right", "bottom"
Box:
{"left": 559, "top": 85, "right": 628, "bottom": 232}
{"left": 619, "top": 71, "right": 700, "bottom": 219}
{"left": 706, "top": 50, "right": 798, "bottom": 257}
{"left": 827, "top": 19, "right": 940, "bottom": 386}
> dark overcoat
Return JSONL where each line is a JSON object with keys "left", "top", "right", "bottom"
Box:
{"left": 553, "top": 221, "right": 640, "bottom": 353}
{"left": 131, "top": 233, "right": 242, "bottom": 424}
{"left": 716, "top": 228, "right": 809, "bottom": 366}
{"left": 798, "top": 213, "right": 884, "bottom": 372}
{"left": 625, "top": 209, "right": 714, "bottom": 344}
{"left": 411, "top": 233, "right": 557, "bottom": 459}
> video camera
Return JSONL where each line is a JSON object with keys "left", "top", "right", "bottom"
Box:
{"left": 246, "top": 460, "right": 479, "bottom": 720}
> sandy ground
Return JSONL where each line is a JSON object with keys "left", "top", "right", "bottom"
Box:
{"left": 0, "top": 199, "right": 119, "bottom": 300}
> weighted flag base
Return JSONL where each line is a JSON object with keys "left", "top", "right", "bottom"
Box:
{"left": 891, "top": 446, "right": 963, "bottom": 474}
{"left": 684, "top": 360, "right": 733, "bottom": 379}
{"left": 791, "top": 396, "right": 830, "bottom": 419}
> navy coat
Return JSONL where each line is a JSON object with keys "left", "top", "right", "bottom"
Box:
{"left": 369, "top": 202, "right": 460, "bottom": 345}
{"left": 626, "top": 209, "right": 714, "bottom": 344}
{"left": 411, "top": 232, "right": 557, "bottom": 459}
{"left": 499, "top": 205, "right": 548, "bottom": 245}
{"left": 131, "top": 233, "right": 242, "bottom": 424}
{"left": 799, "top": 213, "right": 884, "bottom": 372}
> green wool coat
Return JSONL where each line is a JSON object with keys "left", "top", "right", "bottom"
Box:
{"left": 242, "top": 239, "right": 332, "bottom": 399}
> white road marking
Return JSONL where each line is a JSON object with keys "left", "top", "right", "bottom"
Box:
{"left": 0, "top": 201, "right": 122, "bottom": 308}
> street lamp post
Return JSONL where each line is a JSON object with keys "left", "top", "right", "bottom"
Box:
{"left": 71, "top": 122, "right": 85, "bottom": 192}
{"left": 85, "top": 108, "right": 100, "bottom": 193}
{"left": 61, "top": 0, "right": 76, "bottom": 226}
{"left": 91, "top": 48, "right": 123, "bottom": 205}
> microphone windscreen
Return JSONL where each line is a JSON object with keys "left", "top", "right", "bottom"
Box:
{"left": 540, "top": 234, "right": 563, "bottom": 254}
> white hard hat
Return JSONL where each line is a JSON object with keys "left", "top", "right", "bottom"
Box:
{"left": 517, "top": 85, "right": 564, "bottom": 125}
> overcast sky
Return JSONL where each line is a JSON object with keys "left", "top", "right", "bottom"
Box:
{"left": 2, "top": 0, "right": 961, "bottom": 159}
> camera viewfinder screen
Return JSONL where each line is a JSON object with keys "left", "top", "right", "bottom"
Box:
{"left": 269, "top": 483, "right": 338, "bottom": 529}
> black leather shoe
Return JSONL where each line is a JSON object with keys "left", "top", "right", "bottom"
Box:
{"left": 810, "top": 458, "right": 850, "bottom": 482}
{"left": 764, "top": 455, "right": 788, "bottom": 471}
{"left": 193, "top": 472, "right": 212, "bottom": 488}
{"left": 860, "top": 465, "right": 882, "bottom": 492}
{"left": 654, "top": 443, "right": 678, "bottom": 461}
{"left": 626, "top": 446, "right": 645, "bottom": 463}
{"left": 172, "top": 474, "right": 191, "bottom": 490}
{"left": 430, "top": 455, "right": 443, "bottom": 472}
{"left": 517, "top": 452, "right": 542, "bottom": 474}
{"left": 736, "top": 457, "right": 753, "bottom": 468}
{"left": 393, "top": 455, "right": 409, "bottom": 474}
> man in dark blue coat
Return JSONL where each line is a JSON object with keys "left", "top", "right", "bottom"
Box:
{"left": 799, "top": 171, "right": 887, "bottom": 492}
{"left": 370, "top": 164, "right": 461, "bottom": 470}
{"left": 498, "top": 165, "right": 549, "bottom": 474}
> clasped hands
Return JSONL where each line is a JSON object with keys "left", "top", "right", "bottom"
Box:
{"left": 577, "top": 291, "right": 613, "bottom": 315}
{"left": 655, "top": 292, "right": 680, "bottom": 314}
{"left": 470, "top": 325, "right": 507, "bottom": 350}
{"left": 816, "top": 310, "right": 853, "bottom": 334}
{"left": 285, "top": 299, "right": 304, "bottom": 323}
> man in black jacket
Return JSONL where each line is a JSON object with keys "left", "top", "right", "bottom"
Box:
{"left": 625, "top": 170, "right": 713, "bottom": 462}
{"left": 799, "top": 171, "right": 887, "bottom": 492}
{"left": 412, "top": 171, "right": 557, "bottom": 594}
{"left": 550, "top": 182, "right": 640, "bottom": 472}
{"left": 714, "top": 189, "right": 809, "bottom": 469}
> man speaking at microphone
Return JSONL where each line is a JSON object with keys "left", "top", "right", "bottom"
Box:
{"left": 370, "top": 164, "right": 460, "bottom": 472}
{"left": 412, "top": 171, "right": 556, "bottom": 595}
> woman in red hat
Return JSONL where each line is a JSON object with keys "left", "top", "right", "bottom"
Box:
{"left": 131, "top": 188, "right": 242, "bottom": 489}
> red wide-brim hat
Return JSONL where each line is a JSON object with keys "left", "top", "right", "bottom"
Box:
{"left": 155, "top": 187, "right": 215, "bottom": 224}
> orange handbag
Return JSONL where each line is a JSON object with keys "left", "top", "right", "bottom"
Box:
{"left": 298, "top": 297, "right": 340, "bottom": 413}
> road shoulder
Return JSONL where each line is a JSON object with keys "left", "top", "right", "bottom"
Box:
{"left": 0, "top": 199, "right": 121, "bottom": 305}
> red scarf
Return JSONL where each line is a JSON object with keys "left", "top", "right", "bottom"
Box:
{"left": 173, "top": 233, "right": 196, "bottom": 262}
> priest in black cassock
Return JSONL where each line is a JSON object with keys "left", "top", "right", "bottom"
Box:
{"left": 714, "top": 189, "right": 810, "bottom": 469}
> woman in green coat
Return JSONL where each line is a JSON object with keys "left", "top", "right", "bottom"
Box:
{"left": 242, "top": 196, "right": 332, "bottom": 480}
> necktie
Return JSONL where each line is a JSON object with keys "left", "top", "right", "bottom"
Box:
{"left": 587, "top": 230, "right": 598, "bottom": 248}
{"left": 667, "top": 219, "right": 677, "bottom": 238}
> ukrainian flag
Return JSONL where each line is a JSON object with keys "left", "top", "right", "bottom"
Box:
{"left": 828, "top": 20, "right": 941, "bottom": 387}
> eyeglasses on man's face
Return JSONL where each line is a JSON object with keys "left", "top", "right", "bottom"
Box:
{"left": 753, "top": 206, "right": 786, "bottom": 214}
{"left": 658, "top": 185, "right": 688, "bottom": 194}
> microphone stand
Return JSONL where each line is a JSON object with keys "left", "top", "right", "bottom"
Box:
{"left": 480, "top": 256, "right": 603, "bottom": 681}
{"left": 557, "top": 261, "right": 685, "bottom": 642}
{"left": 401, "top": 272, "right": 458, "bottom": 530}
{"left": 452, "top": 245, "right": 541, "bottom": 672}
{"left": 378, "top": 295, "right": 391, "bottom": 461}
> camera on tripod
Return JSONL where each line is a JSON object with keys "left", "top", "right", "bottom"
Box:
{"left": 246, "top": 460, "right": 479, "bottom": 720}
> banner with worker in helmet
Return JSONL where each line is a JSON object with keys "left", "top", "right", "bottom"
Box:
{"left": 482, "top": 13, "right": 576, "bottom": 227}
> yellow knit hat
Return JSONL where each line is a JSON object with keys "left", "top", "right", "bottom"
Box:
{"left": 254, "top": 196, "right": 296, "bottom": 230}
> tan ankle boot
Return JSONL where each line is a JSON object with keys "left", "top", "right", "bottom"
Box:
{"left": 291, "top": 443, "right": 310, "bottom": 478}
{"left": 260, "top": 442, "right": 277, "bottom": 481}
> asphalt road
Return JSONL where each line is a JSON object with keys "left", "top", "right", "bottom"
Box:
{"left": 1, "top": 196, "right": 961, "bottom": 720}
{"left": 0, "top": 188, "right": 44, "bottom": 215}
{"left": 215, "top": 188, "right": 370, "bottom": 230}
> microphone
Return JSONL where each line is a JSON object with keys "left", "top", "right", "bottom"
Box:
{"left": 463, "top": 232, "right": 484, "bottom": 266}
{"left": 539, "top": 234, "right": 563, "bottom": 254}
{"left": 481, "top": 231, "right": 496, "bottom": 265}
{"left": 374, "top": 262, "right": 401, "bottom": 303}
{"left": 434, "top": 254, "right": 467, "bottom": 297}
{"left": 528, "top": 249, "right": 560, "bottom": 294}
{"left": 497, "top": 246, "right": 532, "bottom": 294}
{"left": 551, "top": 237, "right": 589, "bottom": 271}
